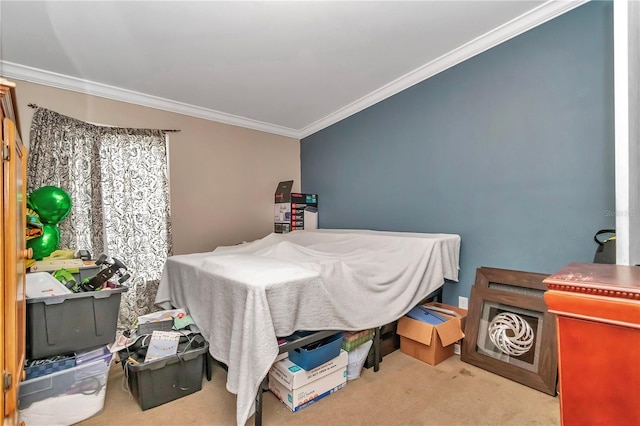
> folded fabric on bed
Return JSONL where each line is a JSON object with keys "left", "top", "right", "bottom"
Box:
{"left": 155, "top": 229, "right": 460, "bottom": 426}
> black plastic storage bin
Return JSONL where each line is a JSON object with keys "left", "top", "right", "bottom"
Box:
{"left": 120, "top": 343, "right": 209, "bottom": 410}
{"left": 26, "top": 286, "right": 128, "bottom": 359}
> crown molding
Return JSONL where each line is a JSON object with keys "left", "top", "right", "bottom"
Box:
{"left": 0, "top": 61, "right": 301, "bottom": 139}
{"left": 1, "top": 0, "right": 588, "bottom": 141}
{"left": 298, "top": 0, "right": 589, "bottom": 139}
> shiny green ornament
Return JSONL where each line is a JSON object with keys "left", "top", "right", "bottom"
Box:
{"left": 28, "top": 186, "right": 72, "bottom": 224}
{"left": 26, "top": 224, "right": 60, "bottom": 260}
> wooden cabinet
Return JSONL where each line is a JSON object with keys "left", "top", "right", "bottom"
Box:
{"left": 544, "top": 262, "right": 640, "bottom": 426}
{"left": 1, "top": 78, "right": 28, "bottom": 426}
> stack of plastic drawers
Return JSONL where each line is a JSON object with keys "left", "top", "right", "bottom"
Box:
{"left": 18, "top": 272, "right": 127, "bottom": 425}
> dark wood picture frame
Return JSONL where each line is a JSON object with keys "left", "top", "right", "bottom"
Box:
{"left": 461, "top": 267, "right": 558, "bottom": 396}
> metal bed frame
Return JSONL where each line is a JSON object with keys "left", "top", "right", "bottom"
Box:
{"left": 253, "top": 286, "right": 444, "bottom": 425}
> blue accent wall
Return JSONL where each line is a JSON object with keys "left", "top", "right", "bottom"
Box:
{"left": 300, "top": 1, "right": 614, "bottom": 306}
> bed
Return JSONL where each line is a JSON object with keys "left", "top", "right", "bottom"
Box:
{"left": 155, "top": 229, "right": 460, "bottom": 425}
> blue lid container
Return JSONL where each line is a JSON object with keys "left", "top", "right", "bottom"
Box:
{"left": 288, "top": 332, "right": 344, "bottom": 371}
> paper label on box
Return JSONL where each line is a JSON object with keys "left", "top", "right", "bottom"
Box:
{"left": 274, "top": 203, "right": 291, "bottom": 223}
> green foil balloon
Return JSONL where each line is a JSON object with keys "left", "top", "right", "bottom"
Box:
{"left": 29, "top": 186, "right": 72, "bottom": 224}
{"left": 27, "top": 224, "right": 60, "bottom": 260}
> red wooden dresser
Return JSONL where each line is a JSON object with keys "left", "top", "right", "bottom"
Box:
{"left": 544, "top": 262, "right": 640, "bottom": 426}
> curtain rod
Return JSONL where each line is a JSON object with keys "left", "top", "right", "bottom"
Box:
{"left": 27, "top": 103, "right": 181, "bottom": 132}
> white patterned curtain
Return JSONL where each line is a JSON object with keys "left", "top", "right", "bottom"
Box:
{"left": 27, "top": 108, "right": 173, "bottom": 329}
{"left": 27, "top": 109, "right": 105, "bottom": 254}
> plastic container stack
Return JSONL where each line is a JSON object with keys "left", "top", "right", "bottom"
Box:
{"left": 18, "top": 272, "right": 127, "bottom": 425}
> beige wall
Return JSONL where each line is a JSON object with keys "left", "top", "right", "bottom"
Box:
{"left": 12, "top": 79, "right": 301, "bottom": 255}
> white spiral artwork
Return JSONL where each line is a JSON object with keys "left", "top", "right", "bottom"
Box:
{"left": 488, "top": 312, "right": 534, "bottom": 356}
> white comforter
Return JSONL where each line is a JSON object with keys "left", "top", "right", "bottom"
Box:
{"left": 155, "top": 229, "right": 460, "bottom": 425}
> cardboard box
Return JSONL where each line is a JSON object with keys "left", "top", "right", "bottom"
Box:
{"left": 274, "top": 180, "right": 294, "bottom": 233}
{"left": 274, "top": 180, "right": 318, "bottom": 233}
{"left": 291, "top": 194, "right": 318, "bottom": 231}
{"left": 342, "top": 329, "right": 374, "bottom": 352}
{"left": 269, "top": 367, "right": 347, "bottom": 412}
{"left": 396, "top": 302, "right": 467, "bottom": 366}
{"left": 270, "top": 349, "right": 348, "bottom": 389}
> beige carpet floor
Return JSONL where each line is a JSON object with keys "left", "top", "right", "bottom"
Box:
{"left": 79, "top": 351, "right": 559, "bottom": 426}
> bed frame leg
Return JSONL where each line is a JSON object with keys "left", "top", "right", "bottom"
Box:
{"left": 255, "top": 375, "right": 268, "bottom": 426}
{"left": 373, "top": 326, "right": 381, "bottom": 372}
{"left": 255, "top": 389, "right": 262, "bottom": 426}
{"left": 435, "top": 287, "right": 443, "bottom": 303}
{"left": 205, "top": 352, "right": 213, "bottom": 381}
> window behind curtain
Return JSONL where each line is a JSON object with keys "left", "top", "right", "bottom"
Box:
{"left": 27, "top": 108, "right": 172, "bottom": 329}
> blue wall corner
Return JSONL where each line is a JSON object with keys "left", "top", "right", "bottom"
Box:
{"left": 300, "top": 1, "right": 615, "bottom": 306}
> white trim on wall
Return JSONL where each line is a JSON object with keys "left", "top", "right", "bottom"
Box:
{"left": 615, "top": 0, "right": 640, "bottom": 266}
{"left": 1, "top": 0, "right": 588, "bottom": 140}
{"left": 298, "top": 0, "right": 588, "bottom": 138}
{"left": 0, "top": 61, "right": 301, "bottom": 139}
{"left": 615, "top": 0, "right": 630, "bottom": 265}
{"left": 630, "top": 0, "right": 640, "bottom": 266}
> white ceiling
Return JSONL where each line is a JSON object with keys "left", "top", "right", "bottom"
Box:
{"left": 0, "top": 1, "right": 585, "bottom": 138}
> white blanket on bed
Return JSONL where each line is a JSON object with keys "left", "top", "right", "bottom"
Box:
{"left": 155, "top": 229, "right": 460, "bottom": 426}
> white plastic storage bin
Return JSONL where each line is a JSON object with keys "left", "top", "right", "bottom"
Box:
{"left": 18, "top": 350, "right": 112, "bottom": 425}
